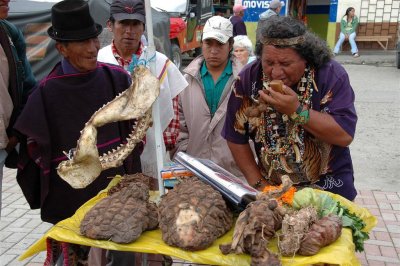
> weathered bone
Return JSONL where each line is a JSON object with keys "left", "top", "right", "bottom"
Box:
{"left": 57, "top": 66, "right": 160, "bottom": 188}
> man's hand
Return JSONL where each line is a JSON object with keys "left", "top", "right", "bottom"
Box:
{"left": 258, "top": 85, "right": 300, "bottom": 116}
{"left": 5, "top": 136, "right": 18, "bottom": 154}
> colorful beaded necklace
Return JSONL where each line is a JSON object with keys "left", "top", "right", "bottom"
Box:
{"left": 258, "top": 66, "right": 315, "bottom": 178}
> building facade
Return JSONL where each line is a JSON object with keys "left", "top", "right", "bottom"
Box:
{"left": 240, "top": 0, "right": 399, "bottom": 50}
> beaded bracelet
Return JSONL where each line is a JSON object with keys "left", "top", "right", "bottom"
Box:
{"left": 294, "top": 103, "right": 303, "bottom": 114}
{"left": 251, "top": 177, "right": 264, "bottom": 189}
{"left": 290, "top": 109, "right": 310, "bottom": 125}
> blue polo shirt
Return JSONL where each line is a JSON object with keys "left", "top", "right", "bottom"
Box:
{"left": 201, "top": 60, "right": 232, "bottom": 116}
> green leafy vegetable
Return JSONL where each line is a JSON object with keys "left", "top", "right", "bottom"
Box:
{"left": 337, "top": 203, "right": 369, "bottom": 252}
{"left": 292, "top": 188, "right": 321, "bottom": 210}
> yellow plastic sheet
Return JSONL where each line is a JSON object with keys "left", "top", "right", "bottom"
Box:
{"left": 20, "top": 177, "right": 377, "bottom": 266}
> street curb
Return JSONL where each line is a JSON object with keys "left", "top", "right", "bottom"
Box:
{"left": 333, "top": 50, "right": 397, "bottom": 67}
{"left": 337, "top": 60, "right": 396, "bottom": 67}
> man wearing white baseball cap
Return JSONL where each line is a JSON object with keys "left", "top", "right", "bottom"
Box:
{"left": 230, "top": 3, "right": 247, "bottom": 36}
{"left": 173, "top": 16, "right": 246, "bottom": 181}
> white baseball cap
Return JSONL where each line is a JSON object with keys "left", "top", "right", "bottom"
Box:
{"left": 202, "top": 16, "right": 233, "bottom": 44}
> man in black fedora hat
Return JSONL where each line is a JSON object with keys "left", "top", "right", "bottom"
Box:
{"left": 14, "top": 0, "right": 143, "bottom": 263}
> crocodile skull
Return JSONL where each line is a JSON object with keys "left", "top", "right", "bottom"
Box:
{"left": 57, "top": 65, "right": 160, "bottom": 189}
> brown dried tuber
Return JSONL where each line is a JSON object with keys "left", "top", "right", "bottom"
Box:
{"left": 298, "top": 214, "right": 343, "bottom": 256}
{"left": 219, "top": 198, "right": 284, "bottom": 265}
{"left": 158, "top": 177, "right": 233, "bottom": 251}
{"left": 220, "top": 175, "right": 293, "bottom": 266}
{"left": 80, "top": 174, "right": 158, "bottom": 243}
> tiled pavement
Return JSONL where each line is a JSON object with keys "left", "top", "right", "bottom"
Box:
{"left": 1, "top": 167, "right": 400, "bottom": 266}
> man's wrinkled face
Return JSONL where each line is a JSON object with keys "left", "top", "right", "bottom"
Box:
{"left": 202, "top": 38, "right": 231, "bottom": 69}
{"left": 0, "top": 0, "right": 10, "bottom": 19}
{"left": 109, "top": 19, "right": 144, "bottom": 54}
{"left": 261, "top": 45, "right": 307, "bottom": 87}
{"left": 57, "top": 38, "right": 100, "bottom": 72}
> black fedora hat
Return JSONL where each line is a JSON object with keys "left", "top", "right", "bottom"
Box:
{"left": 47, "top": 0, "right": 103, "bottom": 41}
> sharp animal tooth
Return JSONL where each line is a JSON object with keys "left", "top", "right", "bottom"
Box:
{"left": 295, "top": 133, "right": 302, "bottom": 144}
{"left": 268, "top": 165, "right": 273, "bottom": 177}
{"left": 293, "top": 144, "right": 301, "bottom": 163}
{"left": 56, "top": 66, "right": 159, "bottom": 189}
{"left": 279, "top": 155, "right": 293, "bottom": 173}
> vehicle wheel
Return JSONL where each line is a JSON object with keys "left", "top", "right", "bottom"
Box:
{"left": 171, "top": 43, "right": 182, "bottom": 70}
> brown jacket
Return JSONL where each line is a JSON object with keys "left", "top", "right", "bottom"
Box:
{"left": 173, "top": 55, "right": 245, "bottom": 180}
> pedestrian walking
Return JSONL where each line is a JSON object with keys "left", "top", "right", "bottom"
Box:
{"left": 230, "top": 3, "right": 247, "bottom": 37}
{"left": 256, "top": 0, "right": 282, "bottom": 42}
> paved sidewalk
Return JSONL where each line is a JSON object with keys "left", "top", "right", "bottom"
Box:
{"left": 333, "top": 49, "right": 397, "bottom": 67}
{"left": 1, "top": 167, "right": 400, "bottom": 265}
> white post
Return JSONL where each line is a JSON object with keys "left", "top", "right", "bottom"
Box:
{"left": 285, "top": 0, "right": 289, "bottom": 16}
{"left": 144, "top": 0, "right": 165, "bottom": 196}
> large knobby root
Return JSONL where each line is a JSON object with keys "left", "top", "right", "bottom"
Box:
{"left": 80, "top": 174, "right": 158, "bottom": 243}
{"left": 298, "top": 214, "right": 342, "bottom": 256}
{"left": 158, "top": 177, "right": 233, "bottom": 251}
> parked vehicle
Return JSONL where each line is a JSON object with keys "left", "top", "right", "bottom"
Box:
{"left": 151, "top": 0, "right": 213, "bottom": 69}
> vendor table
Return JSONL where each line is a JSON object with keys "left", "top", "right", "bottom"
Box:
{"left": 19, "top": 178, "right": 377, "bottom": 266}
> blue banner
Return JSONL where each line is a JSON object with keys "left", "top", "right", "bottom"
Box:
{"left": 329, "top": 0, "right": 338, "bottom": 22}
{"left": 242, "top": 0, "right": 287, "bottom": 22}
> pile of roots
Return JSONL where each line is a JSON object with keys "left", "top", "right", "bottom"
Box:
{"left": 219, "top": 175, "right": 293, "bottom": 266}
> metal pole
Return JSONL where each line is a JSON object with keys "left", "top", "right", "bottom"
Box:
{"left": 144, "top": 0, "right": 165, "bottom": 196}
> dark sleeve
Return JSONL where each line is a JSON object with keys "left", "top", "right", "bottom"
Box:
{"left": 6, "top": 23, "right": 37, "bottom": 139}
{"left": 221, "top": 77, "right": 249, "bottom": 144}
{"left": 236, "top": 21, "right": 247, "bottom": 35}
{"left": 14, "top": 25, "right": 37, "bottom": 112}
{"left": 318, "top": 62, "right": 357, "bottom": 138}
{"left": 14, "top": 84, "right": 51, "bottom": 149}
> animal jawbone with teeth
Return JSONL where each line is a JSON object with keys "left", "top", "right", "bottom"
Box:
{"left": 57, "top": 66, "right": 160, "bottom": 189}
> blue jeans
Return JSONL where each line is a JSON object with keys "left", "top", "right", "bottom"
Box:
{"left": 333, "top": 32, "right": 358, "bottom": 54}
{"left": 0, "top": 149, "right": 7, "bottom": 217}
